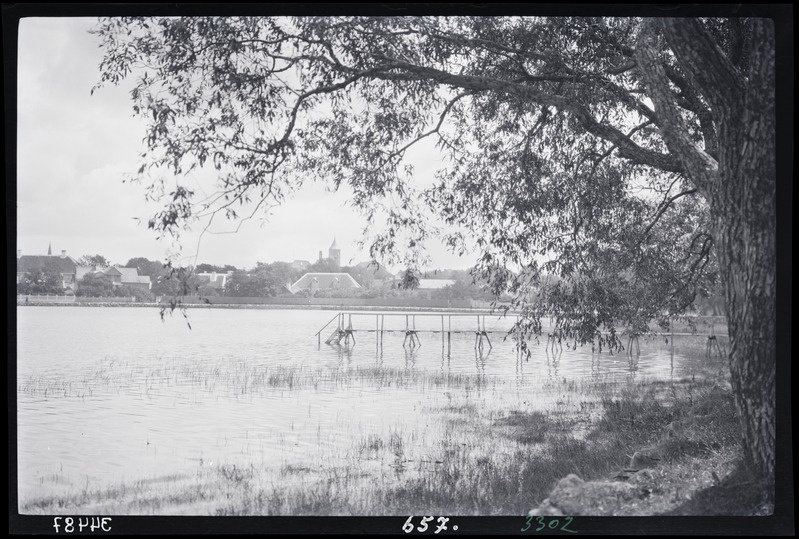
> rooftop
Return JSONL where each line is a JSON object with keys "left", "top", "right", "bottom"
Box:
{"left": 290, "top": 272, "right": 361, "bottom": 292}
{"left": 17, "top": 254, "right": 78, "bottom": 274}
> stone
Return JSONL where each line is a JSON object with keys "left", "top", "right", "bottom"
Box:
{"left": 528, "top": 473, "right": 643, "bottom": 516}
{"left": 528, "top": 498, "right": 564, "bottom": 516}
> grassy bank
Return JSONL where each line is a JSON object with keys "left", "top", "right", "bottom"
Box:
{"left": 19, "top": 356, "right": 765, "bottom": 516}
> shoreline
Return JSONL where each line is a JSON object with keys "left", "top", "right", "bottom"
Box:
{"left": 15, "top": 301, "right": 509, "bottom": 314}
{"left": 15, "top": 302, "right": 728, "bottom": 332}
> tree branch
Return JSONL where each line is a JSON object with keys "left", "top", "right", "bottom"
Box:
{"left": 634, "top": 21, "right": 719, "bottom": 191}
{"left": 376, "top": 91, "right": 470, "bottom": 166}
{"left": 641, "top": 187, "right": 699, "bottom": 239}
{"left": 660, "top": 18, "right": 745, "bottom": 117}
{"left": 370, "top": 56, "right": 683, "bottom": 173}
{"left": 585, "top": 120, "right": 653, "bottom": 181}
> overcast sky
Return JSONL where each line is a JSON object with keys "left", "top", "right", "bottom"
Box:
{"left": 16, "top": 17, "right": 475, "bottom": 272}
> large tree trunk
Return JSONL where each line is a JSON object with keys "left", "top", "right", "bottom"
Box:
{"left": 716, "top": 190, "right": 776, "bottom": 490}
{"left": 714, "top": 19, "right": 776, "bottom": 493}
{"left": 642, "top": 18, "right": 777, "bottom": 493}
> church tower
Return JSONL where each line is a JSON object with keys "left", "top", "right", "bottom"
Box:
{"left": 328, "top": 236, "right": 341, "bottom": 268}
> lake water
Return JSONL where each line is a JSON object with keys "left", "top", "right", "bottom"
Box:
{"left": 16, "top": 306, "right": 718, "bottom": 513}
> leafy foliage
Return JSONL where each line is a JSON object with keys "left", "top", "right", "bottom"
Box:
{"left": 90, "top": 16, "right": 756, "bottom": 350}
{"left": 75, "top": 272, "right": 117, "bottom": 297}
{"left": 224, "top": 262, "right": 300, "bottom": 297}
{"left": 17, "top": 267, "right": 66, "bottom": 295}
{"left": 125, "top": 257, "right": 166, "bottom": 279}
{"left": 428, "top": 272, "right": 496, "bottom": 301}
{"left": 78, "top": 254, "right": 111, "bottom": 268}
{"left": 120, "top": 284, "right": 156, "bottom": 302}
{"left": 195, "top": 263, "right": 237, "bottom": 273}
{"left": 397, "top": 269, "right": 421, "bottom": 291}
{"left": 307, "top": 257, "right": 340, "bottom": 273}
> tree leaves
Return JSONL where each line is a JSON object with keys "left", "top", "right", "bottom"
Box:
{"left": 92, "top": 15, "right": 729, "bottom": 347}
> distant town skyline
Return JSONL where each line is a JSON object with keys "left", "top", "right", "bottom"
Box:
{"left": 17, "top": 234, "right": 400, "bottom": 271}
{"left": 16, "top": 17, "right": 477, "bottom": 272}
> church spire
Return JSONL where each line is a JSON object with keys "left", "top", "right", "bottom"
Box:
{"left": 47, "top": 242, "right": 52, "bottom": 256}
{"left": 328, "top": 235, "right": 341, "bottom": 267}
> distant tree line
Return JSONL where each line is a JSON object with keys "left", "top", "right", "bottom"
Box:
{"left": 14, "top": 253, "right": 525, "bottom": 303}
{"left": 18, "top": 253, "right": 727, "bottom": 309}
{"left": 16, "top": 259, "right": 66, "bottom": 295}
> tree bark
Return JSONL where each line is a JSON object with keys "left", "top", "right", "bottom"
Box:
{"left": 714, "top": 18, "right": 776, "bottom": 493}
{"left": 646, "top": 18, "right": 776, "bottom": 491}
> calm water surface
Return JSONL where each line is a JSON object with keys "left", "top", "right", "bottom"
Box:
{"left": 17, "top": 306, "right": 706, "bottom": 506}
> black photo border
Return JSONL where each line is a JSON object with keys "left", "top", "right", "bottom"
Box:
{"left": 5, "top": 2, "right": 793, "bottom": 535}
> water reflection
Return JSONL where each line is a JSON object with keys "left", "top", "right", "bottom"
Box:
{"left": 404, "top": 347, "right": 418, "bottom": 371}
{"left": 627, "top": 350, "right": 640, "bottom": 374}
{"left": 589, "top": 350, "right": 599, "bottom": 377}
{"left": 376, "top": 343, "right": 385, "bottom": 369}
{"left": 514, "top": 347, "right": 525, "bottom": 384}
{"left": 474, "top": 347, "right": 490, "bottom": 389}
{"left": 670, "top": 343, "right": 675, "bottom": 378}
{"left": 336, "top": 342, "right": 354, "bottom": 368}
{"left": 546, "top": 332, "right": 564, "bottom": 353}
{"left": 545, "top": 346, "right": 562, "bottom": 380}
{"left": 402, "top": 330, "right": 422, "bottom": 349}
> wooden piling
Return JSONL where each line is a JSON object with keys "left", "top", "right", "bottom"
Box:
{"left": 447, "top": 316, "right": 451, "bottom": 355}
{"left": 670, "top": 319, "right": 674, "bottom": 355}
{"left": 441, "top": 315, "right": 445, "bottom": 351}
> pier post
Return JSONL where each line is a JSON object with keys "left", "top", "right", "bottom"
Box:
{"left": 441, "top": 315, "right": 445, "bottom": 351}
{"left": 670, "top": 319, "right": 674, "bottom": 355}
{"left": 447, "top": 316, "right": 451, "bottom": 355}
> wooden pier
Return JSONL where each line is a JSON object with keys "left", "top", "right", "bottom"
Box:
{"left": 314, "top": 311, "right": 507, "bottom": 353}
{"left": 314, "top": 311, "right": 729, "bottom": 358}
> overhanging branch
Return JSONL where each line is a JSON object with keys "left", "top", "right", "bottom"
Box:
{"left": 370, "top": 56, "right": 683, "bottom": 173}
{"left": 641, "top": 187, "right": 699, "bottom": 239}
